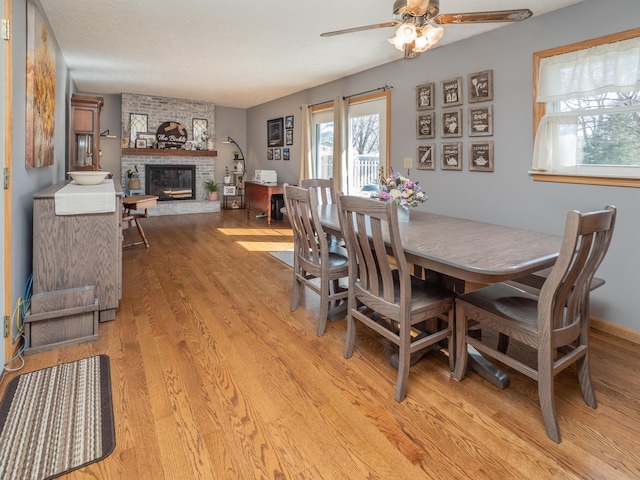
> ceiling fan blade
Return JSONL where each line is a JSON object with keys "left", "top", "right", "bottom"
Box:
{"left": 320, "top": 22, "right": 398, "bottom": 37}
{"left": 434, "top": 9, "right": 533, "bottom": 25}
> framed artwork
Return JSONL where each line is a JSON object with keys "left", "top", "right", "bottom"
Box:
{"left": 26, "top": 2, "right": 56, "bottom": 168}
{"left": 136, "top": 132, "right": 156, "bottom": 147}
{"left": 223, "top": 185, "right": 236, "bottom": 196}
{"left": 441, "top": 142, "right": 463, "bottom": 170}
{"left": 286, "top": 129, "right": 293, "bottom": 145}
{"left": 274, "top": 148, "right": 281, "bottom": 160}
{"left": 469, "top": 105, "right": 493, "bottom": 136}
{"left": 441, "top": 109, "right": 462, "bottom": 138}
{"left": 192, "top": 118, "right": 208, "bottom": 143}
{"left": 283, "top": 148, "right": 290, "bottom": 161}
{"left": 129, "top": 113, "right": 148, "bottom": 148}
{"left": 285, "top": 115, "right": 294, "bottom": 129}
{"left": 268, "top": 117, "right": 284, "bottom": 147}
{"left": 416, "top": 82, "right": 435, "bottom": 110}
{"left": 416, "top": 112, "right": 435, "bottom": 139}
{"left": 469, "top": 141, "right": 494, "bottom": 171}
{"left": 468, "top": 69, "right": 494, "bottom": 103}
{"left": 441, "top": 77, "right": 463, "bottom": 107}
{"left": 267, "top": 149, "right": 273, "bottom": 160}
{"left": 135, "top": 139, "right": 147, "bottom": 149}
{"left": 417, "top": 144, "right": 436, "bottom": 170}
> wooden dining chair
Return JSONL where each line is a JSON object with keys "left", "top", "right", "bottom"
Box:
{"left": 300, "top": 178, "right": 335, "bottom": 205}
{"left": 336, "top": 194, "right": 456, "bottom": 402}
{"left": 453, "top": 205, "right": 616, "bottom": 442}
{"left": 283, "top": 185, "right": 349, "bottom": 336}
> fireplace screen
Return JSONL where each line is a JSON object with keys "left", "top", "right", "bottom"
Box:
{"left": 146, "top": 164, "right": 196, "bottom": 201}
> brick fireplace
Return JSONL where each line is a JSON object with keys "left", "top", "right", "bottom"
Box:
{"left": 120, "top": 93, "right": 219, "bottom": 215}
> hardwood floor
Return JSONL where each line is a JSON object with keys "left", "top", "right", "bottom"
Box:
{"left": 2, "top": 209, "right": 640, "bottom": 479}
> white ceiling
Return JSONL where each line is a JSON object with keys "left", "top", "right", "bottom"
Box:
{"left": 39, "top": 0, "right": 582, "bottom": 109}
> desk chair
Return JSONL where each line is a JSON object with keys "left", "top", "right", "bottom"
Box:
{"left": 284, "top": 185, "right": 349, "bottom": 336}
{"left": 336, "top": 194, "right": 456, "bottom": 402}
{"left": 453, "top": 205, "right": 616, "bottom": 442}
{"left": 123, "top": 195, "right": 158, "bottom": 248}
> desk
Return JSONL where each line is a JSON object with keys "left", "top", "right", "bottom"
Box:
{"left": 245, "top": 181, "right": 284, "bottom": 225}
{"left": 123, "top": 195, "right": 158, "bottom": 248}
{"left": 317, "top": 205, "right": 563, "bottom": 387}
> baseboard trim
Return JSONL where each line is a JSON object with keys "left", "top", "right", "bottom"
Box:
{"left": 591, "top": 317, "right": 640, "bottom": 345}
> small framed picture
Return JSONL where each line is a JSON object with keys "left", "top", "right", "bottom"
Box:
{"left": 137, "top": 132, "right": 156, "bottom": 148}
{"left": 441, "top": 109, "right": 462, "bottom": 138}
{"left": 267, "top": 149, "right": 273, "bottom": 160}
{"left": 417, "top": 144, "right": 436, "bottom": 170}
{"left": 469, "top": 141, "right": 494, "bottom": 172}
{"left": 441, "top": 77, "right": 463, "bottom": 107}
{"left": 223, "top": 185, "right": 236, "bottom": 196}
{"left": 416, "top": 112, "right": 435, "bottom": 139}
{"left": 416, "top": 82, "right": 435, "bottom": 110}
{"left": 441, "top": 142, "right": 463, "bottom": 170}
{"left": 285, "top": 115, "right": 294, "bottom": 129}
{"left": 283, "top": 148, "right": 290, "bottom": 161}
{"left": 285, "top": 129, "right": 293, "bottom": 145}
{"left": 135, "top": 138, "right": 147, "bottom": 149}
{"left": 469, "top": 105, "right": 493, "bottom": 136}
{"left": 468, "top": 69, "right": 494, "bottom": 103}
{"left": 274, "top": 148, "right": 281, "bottom": 160}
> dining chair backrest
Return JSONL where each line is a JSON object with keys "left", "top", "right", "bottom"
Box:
{"left": 539, "top": 205, "right": 616, "bottom": 339}
{"left": 300, "top": 178, "right": 336, "bottom": 205}
{"left": 285, "top": 185, "right": 327, "bottom": 268}
{"left": 336, "top": 195, "right": 409, "bottom": 306}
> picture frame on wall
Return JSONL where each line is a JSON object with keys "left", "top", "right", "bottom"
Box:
{"left": 268, "top": 117, "right": 284, "bottom": 147}
{"left": 416, "top": 112, "right": 435, "bottom": 139}
{"left": 469, "top": 105, "right": 493, "bottom": 136}
{"left": 441, "top": 109, "right": 462, "bottom": 138}
{"left": 441, "top": 77, "right": 463, "bottom": 107}
{"left": 417, "top": 144, "right": 436, "bottom": 170}
{"left": 274, "top": 148, "right": 281, "bottom": 160}
{"left": 468, "top": 69, "right": 494, "bottom": 103}
{"left": 267, "top": 149, "right": 273, "bottom": 160}
{"left": 441, "top": 142, "right": 463, "bottom": 170}
{"left": 285, "top": 115, "right": 294, "bottom": 129}
{"left": 469, "top": 141, "right": 494, "bottom": 171}
{"left": 286, "top": 129, "right": 293, "bottom": 145}
{"left": 416, "top": 82, "right": 435, "bottom": 110}
{"left": 283, "top": 148, "right": 290, "bottom": 161}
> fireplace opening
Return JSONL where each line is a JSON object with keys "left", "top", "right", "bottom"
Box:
{"left": 146, "top": 164, "right": 196, "bottom": 201}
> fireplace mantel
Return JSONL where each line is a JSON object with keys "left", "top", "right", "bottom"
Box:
{"left": 122, "top": 148, "right": 217, "bottom": 157}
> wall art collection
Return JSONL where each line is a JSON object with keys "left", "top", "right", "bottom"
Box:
{"left": 415, "top": 69, "right": 494, "bottom": 172}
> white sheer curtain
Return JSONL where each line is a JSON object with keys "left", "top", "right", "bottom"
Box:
{"left": 333, "top": 96, "right": 348, "bottom": 193}
{"left": 299, "top": 104, "right": 313, "bottom": 182}
{"left": 533, "top": 36, "right": 640, "bottom": 172}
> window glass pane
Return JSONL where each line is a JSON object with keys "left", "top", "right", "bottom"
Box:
{"left": 348, "top": 97, "right": 386, "bottom": 195}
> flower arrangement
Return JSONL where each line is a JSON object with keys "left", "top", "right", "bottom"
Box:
{"left": 378, "top": 167, "right": 427, "bottom": 210}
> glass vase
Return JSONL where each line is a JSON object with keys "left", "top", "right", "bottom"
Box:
{"left": 397, "top": 205, "right": 410, "bottom": 223}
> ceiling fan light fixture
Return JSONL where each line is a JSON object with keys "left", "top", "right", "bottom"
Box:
{"left": 424, "top": 24, "right": 444, "bottom": 44}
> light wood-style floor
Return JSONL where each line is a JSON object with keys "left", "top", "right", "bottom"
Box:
{"left": 3, "top": 209, "right": 640, "bottom": 479}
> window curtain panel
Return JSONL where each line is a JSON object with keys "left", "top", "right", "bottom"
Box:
{"left": 533, "top": 36, "right": 640, "bottom": 171}
{"left": 537, "top": 37, "right": 640, "bottom": 103}
{"left": 299, "top": 104, "right": 313, "bottom": 181}
{"left": 333, "top": 96, "right": 348, "bottom": 193}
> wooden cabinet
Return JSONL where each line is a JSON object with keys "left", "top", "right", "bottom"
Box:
{"left": 69, "top": 94, "right": 104, "bottom": 171}
{"left": 244, "top": 182, "right": 284, "bottom": 225}
{"left": 32, "top": 181, "right": 123, "bottom": 323}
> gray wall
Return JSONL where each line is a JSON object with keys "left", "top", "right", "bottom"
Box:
{"left": 246, "top": 0, "right": 640, "bottom": 332}
{"left": 10, "top": 0, "right": 72, "bottom": 341}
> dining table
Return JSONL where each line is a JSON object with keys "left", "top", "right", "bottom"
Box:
{"left": 316, "top": 204, "right": 564, "bottom": 389}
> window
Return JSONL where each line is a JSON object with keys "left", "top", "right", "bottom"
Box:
{"left": 311, "top": 92, "right": 390, "bottom": 194}
{"left": 532, "top": 28, "right": 640, "bottom": 187}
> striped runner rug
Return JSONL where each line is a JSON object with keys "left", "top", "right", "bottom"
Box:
{"left": 0, "top": 355, "right": 115, "bottom": 480}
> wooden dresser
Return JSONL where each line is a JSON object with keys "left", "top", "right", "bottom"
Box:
{"left": 31, "top": 181, "right": 123, "bottom": 324}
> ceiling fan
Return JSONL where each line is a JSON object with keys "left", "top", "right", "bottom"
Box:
{"left": 321, "top": 0, "right": 533, "bottom": 59}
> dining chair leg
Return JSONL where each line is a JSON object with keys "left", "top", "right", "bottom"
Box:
{"left": 395, "top": 330, "right": 412, "bottom": 402}
{"left": 291, "top": 269, "right": 301, "bottom": 312}
{"left": 577, "top": 353, "right": 597, "bottom": 408}
{"left": 538, "top": 349, "right": 561, "bottom": 443}
{"left": 317, "top": 281, "right": 330, "bottom": 336}
{"left": 344, "top": 313, "right": 356, "bottom": 359}
{"left": 453, "top": 303, "right": 469, "bottom": 381}
{"left": 447, "top": 311, "right": 455, "bottom": 372}
{"left": 497, "top": 333, "right": 510, "bottom": 353}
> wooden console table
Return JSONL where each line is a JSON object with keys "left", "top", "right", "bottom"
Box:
{"left": 244, "top": 182, "right": 284, "bottom": 226}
